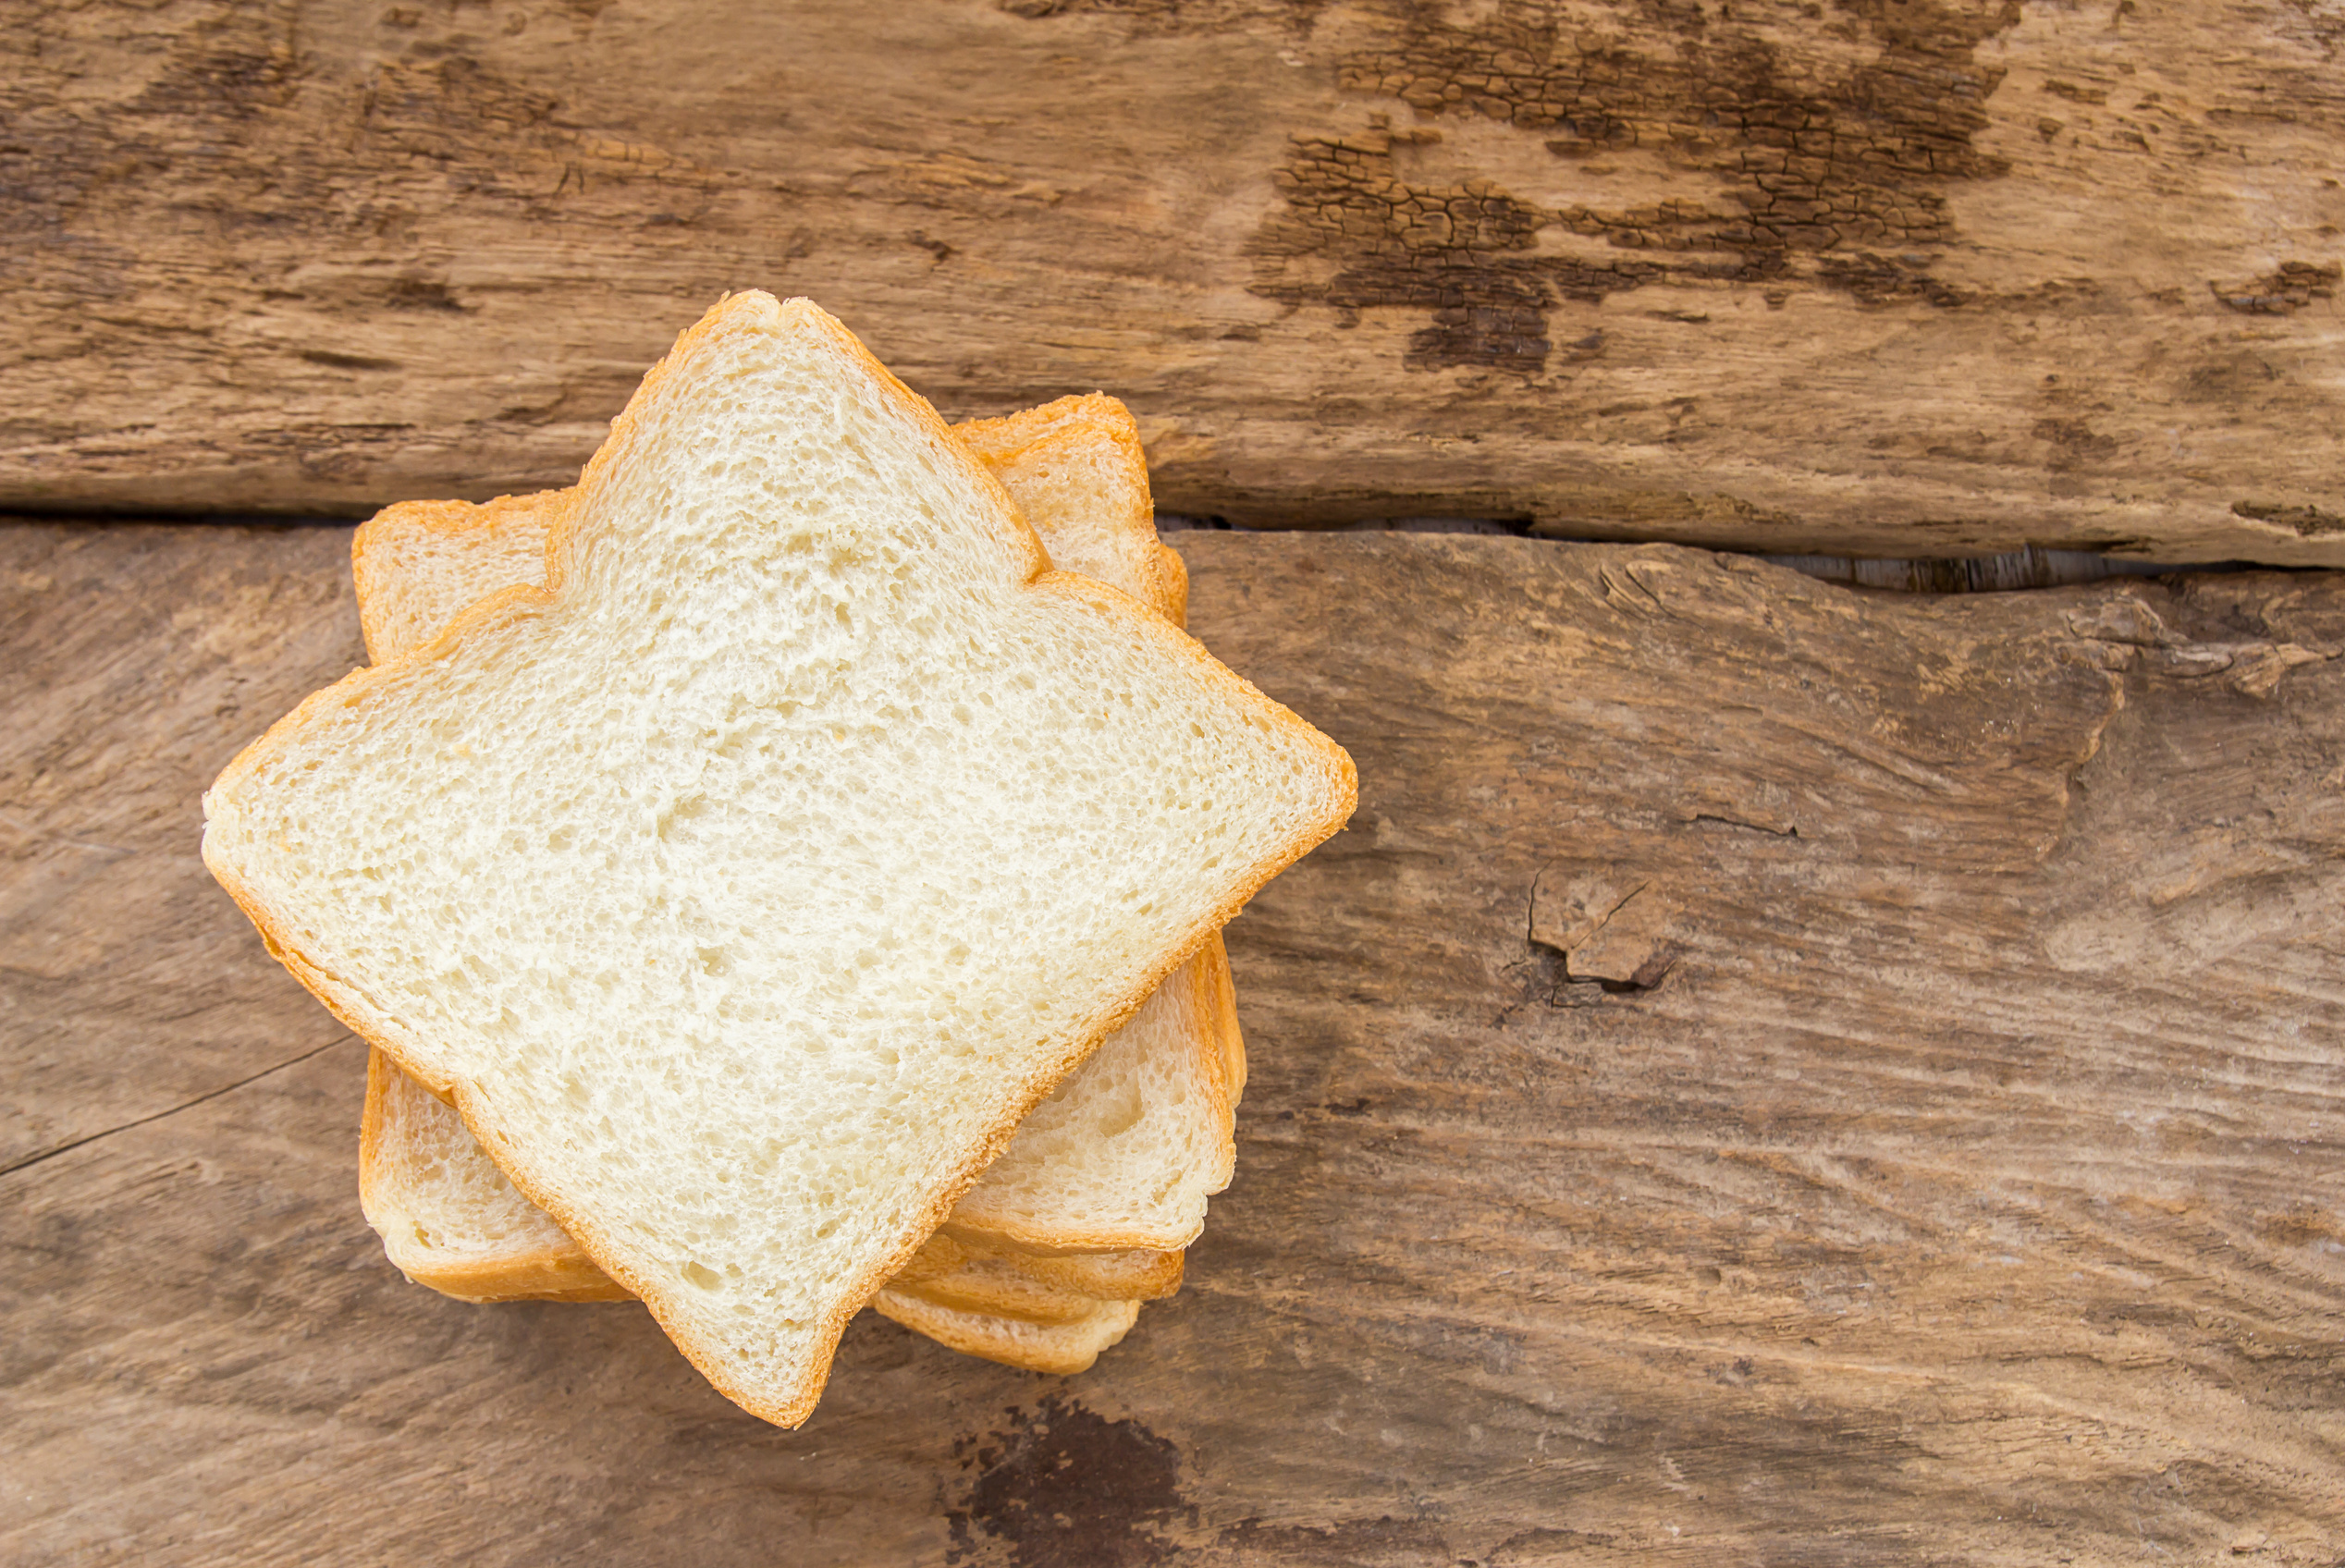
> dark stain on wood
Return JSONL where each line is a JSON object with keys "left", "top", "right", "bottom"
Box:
{"left": 1246, "top": 0, "right": 2022, "bottom": 371}
{"left": 2210, "top": 259, "right": 2342, "bottom": 314}
{"left": 1814, "top": 249, "right": 1973, "bottom": 308}
{"left": 1249, "top": 125, "right": 1661, "bottom": 374}
{"left": 948, "top": 1394, "right": 1190, "bottom": 1566}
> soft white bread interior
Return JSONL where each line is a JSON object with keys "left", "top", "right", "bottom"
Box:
{"left": 869, "top": 1289, "right": 1141, "bottom": 1376}
{"left": 204, "top": 293, "right": 1355, "bottom": 1426}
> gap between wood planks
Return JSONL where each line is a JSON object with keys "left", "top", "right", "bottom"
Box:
{"left": 3, "top": 510, "right": 2270, "bottom": 595}
{"left": 1153, "top": 514, "right": 2258, "bottom": 594}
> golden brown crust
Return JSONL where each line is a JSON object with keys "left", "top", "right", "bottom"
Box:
{"left": 1155, "top": 537, "right": 1191, "bottom": 631}
{"left": 205, "top": 293, "right": 1353, "bottom": 1427}
{"left": 397, "top": 1255, "right": 633, "bottom": 1305}
{"left": 1198, "top": 932, "right": 1246, "bottom": 1102}
{"left": 356, "top": 1044, "right": 391, "bottom": 1221}
{"left": 944, "top": 1234, "right": 1186, "bottom": 1301}
{"left": 1035, "top": 1249, "right": 1182, "bottom": 1303}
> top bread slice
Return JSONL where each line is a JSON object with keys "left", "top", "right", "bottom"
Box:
{"left": 354, "top": 397, "right": 1243, "bottom": 1304}
{"left": 203, "top": 293, "right": 1355, "bottom": 1427}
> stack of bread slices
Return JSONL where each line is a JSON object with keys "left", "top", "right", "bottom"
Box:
{"left": 351, "top": 393, "right": 1246, "bottom": 1372}
{"left": 202, "top": 294, "right": 1354, "bottom": 1425}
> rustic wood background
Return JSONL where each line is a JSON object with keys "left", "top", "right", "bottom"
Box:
{"left": 4, "top": 0, "right": 2342, "bottom": 561}
{"left": 6, "top": 522, "right": 2343, "bottom": 1563}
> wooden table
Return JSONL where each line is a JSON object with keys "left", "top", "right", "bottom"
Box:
{"left": 6, "top": 521, "right": 2342, "bottom": 1563}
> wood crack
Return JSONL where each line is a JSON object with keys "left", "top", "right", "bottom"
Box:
{"left": 1688, "top": 814, "right": 1799, "bottom": 838}
{"left": 0, "top": 1035, "right": 357, "bottom": 1183}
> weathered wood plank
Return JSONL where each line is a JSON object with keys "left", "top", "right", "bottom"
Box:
{"left": 6, "top": 523, "right": 2345, "bottom": 1562}
{"left": 4, "top": 2, "right": 2342, "bottom": 561}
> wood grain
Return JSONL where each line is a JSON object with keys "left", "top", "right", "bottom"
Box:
{"left": 6, "top": 522, "right": 2345, "bottom": 1562}
{"left": 4, "top": 1, "right": 2342, "bottom": 561}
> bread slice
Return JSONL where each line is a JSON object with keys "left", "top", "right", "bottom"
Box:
{"left": 352, "top": 396, "right": 1235, "bottom": 1314}
{"left": 203, "top": 293, "right": 1355, "bottom": 1427}
{"left": 356, "top": 395, "right": 1192, "bottom": 660}
{"left": 937, "top": 929, "right": 1236, "bottom": 1250}
{"left": 350, "top": 494, "right": 559, "bottom": 668}
{"left": 869, "top": 1289, "right": 1140, "bottom": 1376}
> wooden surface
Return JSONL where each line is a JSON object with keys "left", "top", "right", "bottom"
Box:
{"left": 6, "top": 521, "right": 2345, "bottom": 1562}
{"left": 5, "top": 1, "right": 2344, "bottom": 562}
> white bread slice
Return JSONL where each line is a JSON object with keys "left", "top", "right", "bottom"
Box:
{"left": 364, "top": 1043, "right": 1187, "bottom": 1304}
{"left": 350, "top": 401, "right": 1199, "bottom": 1346}
{"left": 352, "top": 396, "right": 1240, "bottom": 1311}
{"left": 937, "top": 931, "right": 1235, "bottom": 1249}
{"left": 869, "top": 1289, "right": 1140, "bottom": 1376}
{"left": 355, "top": 396, "right": 1191, "bottom": 659}
{"left": 203, "top": 293, "right": 1355, "bottom": 1427}
{"left": 351, "top": 494, "right": 557, "bottom": 668}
